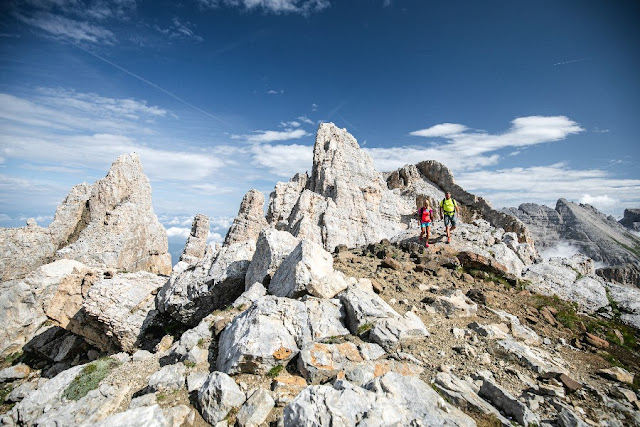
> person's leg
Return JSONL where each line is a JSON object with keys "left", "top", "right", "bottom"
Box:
{"left": 425, "top": 224, "right": 430, "bottom": 246}
{"left": 420, "top": 223, "right": 425, "bottom": 239}
{"left": 444, "top": 215, "right": 451, "bottom": 242}
{"left": 450, "top": 216, "right": 457, "bottom": 232}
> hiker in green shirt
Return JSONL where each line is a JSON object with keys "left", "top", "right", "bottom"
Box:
{"left": 439, "top": 191, "right": 460, "bottom": 244}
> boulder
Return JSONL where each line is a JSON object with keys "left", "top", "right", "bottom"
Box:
{"left": 369, "top": 310, "right": 429, "bottom": 350}
{"left": 236, "top": 388, "right": 275, "bottom": 427}
{"left": 304, "top": 297, "right": 350, "bottom": 341}
{"left": 89, "top": 405, "right": 168, "bottom": 427}
{"left": 79, "top": 271, "right": 167, "bottom": 352}
{"left": 496, "top": 337, "right": 568, "bottom": 378}
{"left": 217, "top": 296, "right": 311, "bottom": 374}
{"left": 431, "top": 289, "right": 478, "bottom": 317}
{"left": 244, "top": 229, "right": 298, "bottom": 289}
{"left": 606, "top": 282, "right": 640, "bottom": 329}
{"left": 148, "top": 363, "right": 186, "bottom": 392}
{"left": 0, "top": 259, "right": 91, "bottom": 357}
{"left": 197, "top": 372, "right": 246, "bottom": 425}
{"left": 339, "top": 284, "right": 398, "bottom": 335}
{"left": 479, "top": 378, "right": 539, "bottom": 426}
{"left": 597, "top": 367, "right": 634, "bottom": 385}
{"left": 297, "top": 342, "right": 364, "bottom": 383}
{"left": 232, "top": 282, "right": 267, "bottom": 310}
{"left": 269, "top": 240, "right": 340, "bottom": 298}
{"left": 266, "top": 172, "right": 308, "bottom": 228}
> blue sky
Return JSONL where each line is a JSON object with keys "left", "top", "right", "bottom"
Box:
{"left": 1, "top": 0, "right": 639, "bottom": 250}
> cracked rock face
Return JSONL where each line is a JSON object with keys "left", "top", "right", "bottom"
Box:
{"left": 0, "top": 153, "right": 171, "bottom": 283}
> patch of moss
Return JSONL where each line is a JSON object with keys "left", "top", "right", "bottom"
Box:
{"left": 357, "top": 323, "right": 373, "bottom": 335}
{"left": 157, "top": 392, "right": 167, "bottom": 401}
{"left": 184, "top": 360, "right": 196, "bottom": 368}
{"left": 0, "top": 384, "right": 12, "bottom": 404}
{"left": 267, "top": 365, "right": 284, "bottom": 378}
{"left": 197, "top": 338, "right": 206, "bottom": 349}
{"left": 0, "top": 352, "right": 23, "bottom": 369}
{"left": 321, "top": 336, "right": 340, "bottom": 344}
{"left": 62, "top": 357, "right": 120, "bottom": 401}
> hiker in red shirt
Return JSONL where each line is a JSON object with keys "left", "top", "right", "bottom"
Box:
{"left": 417, "top": 199, "right": 434, "bottom": 248}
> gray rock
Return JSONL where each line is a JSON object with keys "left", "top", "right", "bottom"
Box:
{"left": 557, "top": 408, "right": 589, "bottom": 427}
{"left": 339, "top": 284, "right": 398, "bottom": 335}
{"left": 197, "top": 372, "right": 246, "bottom": 425}
{"left": 304, "top": 297, "right": 349, "bottom": 341}
{"left": 342, "top": 359, "right": 423, "bottom": 386}
{"left": 433, "top": 372, "right": 511, "bottom": 425}
{"left": 468, "top": 322, "right": 510, "bottom": 340}
{"left": 89, "top": 404, "right": 167, "bottom": 427}
{"left": 267, "top": 172, "right": 308, "bottom": 229}
{"left": 80, "top": 271, "right": 167, "bottom": 352}
{"left": 166, "top": 314, "right": 214, "bottom": 363}
{"left": 269, "top": 240, "right": 339, "bottom": 298}
{"left": 179, "top": 213, "right": 210, "bottom": 265}
{"left": 0, "top": 364, "right": 31, "bottom": 383}
{"left": 523, "top": 255, "right": 609, "bottom": 313}
{"left": 187, "top": 372, "right": 209, "bottom": 393}
{"left": 128, "top": 392, "right": 158, "bottom": 409}
{"left": 496, "top": 337, "right": 568, "bottom": 377}
{"left": 0, "top": 154, "right": 171, "bottom": 283}
{"left": 244, "top": 229, "right": 298, "bottom": 289}
{"left": 491, "top": 309, "right": 540, "bottom": 344}
{"left": 148, "top": 363, "right": 186, "bottom": 392}
{"left": 6, "top": 381, "right": 38, "bottom": 403}
{"left": 217, "top": 296, "right": 311, "bottom": 374}
{"left": 233, "top": 282, "right": 267, "bottom": 310}
{"left": 297, "top": 342, "right": 363, "bottom": 383}
{"left": 606, "top": 282, "right": 640, "bottom": 329}
{"left": 369, "top": 310, "right": 429, "bottom": 350}
{"left": 479, "top": 378, "right": 539, "bottom": 426}
{"left": 236, "top": 388, "right": 275, "bottom": 427}
{"left": 132, "top": 350, "right": 154, "bottom": 362}
{"left": 224, "top": 189, "right": 268, "bottom": 246}
{"left": 431, "top": 289, "right": 478, "bottom": 317}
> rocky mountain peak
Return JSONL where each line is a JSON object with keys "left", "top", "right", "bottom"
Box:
{"left": 224, "top": 189, "right": 268, "bottom": 246}
{"left": 308, "top": 123, "right": 385, "bottom": 197}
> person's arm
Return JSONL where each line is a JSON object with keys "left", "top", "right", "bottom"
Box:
{"left": 455, "top": 201, "right": 460, "bottom": 215}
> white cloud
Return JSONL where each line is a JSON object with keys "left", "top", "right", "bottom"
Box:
{"left": 197, "top": 0, "right": 330, "bottom": 15}
{"left": 455, "top": 163, "right": 640, "bottom": 217}
{"left": 298, "top": 116, "right": 315, "bottom": 125}
{"left": 579, "top": 194, "right": 618, "bottom": 211}
{"left": 233, "top": 128, "right": 309, "bottom": 144}
{"left": 281, "top": 121, "right": 300, "bottom": 128}
{"left": 16, "top": 11, "right": 116, "bottom": 45}
{"left": 370, "top": 116, "right": 583, "bottom": 174}
{"left": 191, "top": 184, "right": 234, "bottom": 195}
{"left": 410, "top": 123, "right": 468, "bottom": 137}
{"left": 166, "top": 226, "right": 191, "bottom": 239}
{"left": 311, "top": 103, "right": 318, "bottom": 111}
{"left": 251, "top": 143, "right": 313, "bottom": 177}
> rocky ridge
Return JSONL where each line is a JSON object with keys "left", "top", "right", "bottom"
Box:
{"left": 504, "top": 199, "right": 640, "bottom": 287}
{"left": 0, "top": 123, "right": 639, "bottom": 426}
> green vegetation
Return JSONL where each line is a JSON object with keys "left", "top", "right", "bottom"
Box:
{"left": 183, "top": 360, "right": 196, "bottom": 368}
{"left": 157, "top": 392, "right": 167, "bottom": 401}
{"left": 224, "top": 406, "right": 240, "bottom": 424}
{"left": 321, "top": 336, "right": 341, "bottom": 344}
{"left": 0, "top": 384, "right": 12, "bottom": 405}
{"left": 612, "top": 238, "right": 640, "bottom": 258}
{"left": 357, "top": 323, "right": 373, "bottom": 335}
{"left": 0, "top": 352, "right": 23, "bottom": 369}
{"left": 197, "top": 338, "right": 206, "bottom": 349}
{"left": 267, "top": 364, "right": 284, "bottom": 378}
{"left": 534, "top": 295, "right": 580, "bottom": 330}
{"left": 62, "top": 357, "right": 120, "bottom": 401}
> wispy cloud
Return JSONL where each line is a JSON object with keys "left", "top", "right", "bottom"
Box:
{"left": 232, "top": 128, "right": 309, "bottom": 143}
{"left": 251, "top": 143, "right": 313, "bottom": 177}
{"left": 16, "top": 11, "right": 116, "bottom": 44}
{"left": 155, "top": 18, "right": 204, "bottom": 42}
{"left": 553, "top": 58, "right": 587, "bottom": 66}
{"left": 298, "top": 116, "right": 315, "bottom": 125}
{"left": 370, "top": 116, "right": 584, "bottom": 173}
{"left": 267, "top": 89, "right": 284, "bottom": 94}
{"left": 197, "top": 0, "right": 330, "bottom": 15}
{"left": 410, "top": 123, "right": 468, "bottom": 137}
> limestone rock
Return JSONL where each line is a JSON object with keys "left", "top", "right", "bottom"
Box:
{"left": 158, "top": 240, "right": 253, "bottom": 326}
{"left": 224, "top": 189, "right": 268, "bottom": 246}
{"left": 269, "top": 240, "right": 339, "bottom": 298}
{"left": 148, "top": 363, "right": 186, "bottom": 392}
{"left": 605, "top": 282, "right": 640, "bottom": 329}
{"left": 523, "top": 254, "right": 610, "bottom": 313}
{"left": 431, "top": 289, "right": 478, "bottom": 318}
{"left": 244, "top": 228, "right": 298, "bottom": 289}
{"left": 197, "top": 372, "right": 246, "bottom": 425}
{"left": 233, "top": 282, "right": 267, "bottom": 310}
{"left": 479, "top": 378, "right": 539, "bottom": 426}
{"left": 266, "top": 173, "right": 308, "bottom": 228}
{"left": 179, "top": 214, "right": 209, "bottom": 265}
{"left": 491, "top": 309, "right": 540, "bottom": 344}
{"left": 0, "top": 259, "right": 91, "bottom": 357}
{"left": 496, "top": 337, "right": 568, "bottom": 377}
{"left": 217, "top": 296, "right": 311, "bottom": 374}
{"left": 284, "top": 373, "right": 475, "bottom": 426}
{"left": 297, "top": 342, "right": 364, "bottom": 383}
{"left": 55, "top": 154, "right": 172, "bottom": 275}
{"left": 165, "top": 313, "right": 215, "bottom": 364}
{"left": 339, "top": 284, "right": 398, "bottom": 335}
{"left": 89, "top": 405, "right": 168, "bottom": 427}
{"left": 597, "top": 367, "right": 634, "bottom": 385}
{"left": 597, "top": 263, "right": 640, "bottom": 288}
{"left": 304, "top": 297, "right": 349, "bottom": 341}
{"left": 236, "top": 388, "right": 275, "bottom": 427}
{"left": 342, "top": 359, "right": 424, "bottom": 386}
{"left": 620, "top": 208, "right": 640, "bottom": 231}
{"left": 369, "top": 310, "right": 429, "bottom": 350}
{"left": 79, "top": 271, "right": 166, "bottom": 352}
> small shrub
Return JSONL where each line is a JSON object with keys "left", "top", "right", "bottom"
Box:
{"left": 267, "top": 365, "right": 284, "bottom": 378}
{"left": 62, "top": 357, "right": 120, "bottom": 401}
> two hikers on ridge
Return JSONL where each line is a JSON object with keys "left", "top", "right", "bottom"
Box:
{"left": 418, "top": 191, "right": 460, "bottom": 247}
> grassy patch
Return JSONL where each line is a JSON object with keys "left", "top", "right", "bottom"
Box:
{"left": 197, "top": 338, "right": 206, "bottom": 349}
{"left": 0, "top": 352, "right": 23, "bottom": 369}
{"left": 0, "top": 384, "right": 12, "bottom": 405}
{"left": 183, "top": 360, "right": 196, "bottom": 368}
{"left": 534, "top": 295, "right": 580, "bottom": 330}
{"left": 601, "top": 352, "right": 625, "bottom": 369}
{"left": 62, "top": 357, "right": 120, "bottom": 401}
{"left": 267, "top": 365, "right": 284, "bottom": 378}
{"left": 225, "top": 406, "right": 240, "bottom": 424}
{"left": 157, "top": 392, "right": 167, "bottom": 401}
{"left": 357, "top": 323, "right": 373, "bottom": 335}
